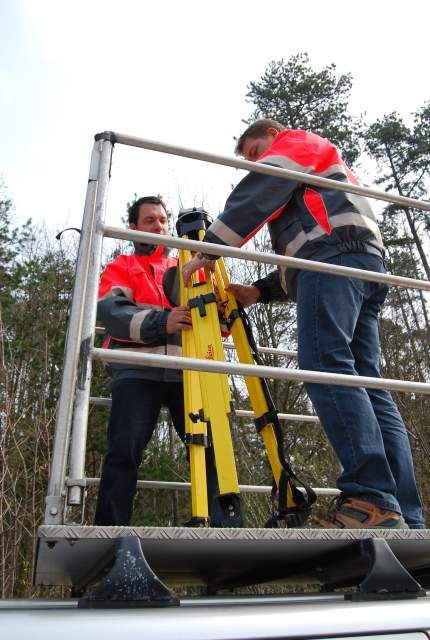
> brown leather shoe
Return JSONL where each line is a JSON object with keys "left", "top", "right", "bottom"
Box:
{"left": 315, "top": 495, "right": 408, "bottom": 529}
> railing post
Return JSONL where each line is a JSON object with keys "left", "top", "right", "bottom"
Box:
{"left": 67, "top": 136, "right": 114, "bottom": 507}
{"left": 44, "top": 137, "right": 114, "bottom": 524}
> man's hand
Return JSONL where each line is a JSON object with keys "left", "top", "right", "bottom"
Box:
{"left": 182, "top": 254, "right": 215, "bottom": 286}
{"left": 226, "top": 284, "right": 261, "bottom": 308}
{"left": 166, "top": 306, "right": 192, "bottom": 333}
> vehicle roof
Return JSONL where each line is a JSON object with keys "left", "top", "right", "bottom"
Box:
{"left": 1, "top": 594, "right": 430, "bottom": 640}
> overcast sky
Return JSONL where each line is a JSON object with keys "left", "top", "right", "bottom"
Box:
{"left": 1, "top": 0, "right": 429, "bottom": 237}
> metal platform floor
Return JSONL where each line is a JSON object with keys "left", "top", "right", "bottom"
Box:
{"left": 35, "top": 525, "right": 430, "bottom": 591}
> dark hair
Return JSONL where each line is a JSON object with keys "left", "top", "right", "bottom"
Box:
{"left": 128, "top": 196, "right": 167, "bottom": 225}
{"left": 235, "top": 118, "right": 285, "bottom": 155}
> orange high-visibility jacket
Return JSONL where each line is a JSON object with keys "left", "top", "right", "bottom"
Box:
{"left": 203, "top": 129, "right": 385, "bottom": 299}
{"left": 98, "top": 246, "right": 182, "bottom": 382}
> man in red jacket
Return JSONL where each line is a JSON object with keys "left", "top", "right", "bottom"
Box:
{"left": 183, "top": 120, "right": 424, "bottom": 530}
{"left": 94, "top": 196, "right": 222, "bottom": 526}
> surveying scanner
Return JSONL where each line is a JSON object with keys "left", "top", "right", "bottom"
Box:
{"left": 165, "top": 207, "right": 316, "bottom": 528}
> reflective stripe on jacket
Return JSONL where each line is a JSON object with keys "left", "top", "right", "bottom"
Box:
{"left": 98, "top": 245, "right": 182, "bottom": 382}
{"left": 203, "top": 129, "right": 385, "bottom": 298}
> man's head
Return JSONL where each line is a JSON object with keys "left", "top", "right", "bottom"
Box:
{"left": 128, "top": 196, "right": 168, "bottom": 235}
{"left": 235, "top": 118, "right": 285, "bottom": 161}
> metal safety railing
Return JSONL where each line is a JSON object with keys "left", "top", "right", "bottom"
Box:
{"left": 43, "top": 131, "right": 430, "bottom": 526}
{"left": 96, "top": 326, "right": 299, "bottom": 359}
{"left": 68, "top": 476, "right": 337, "bottom": 497}
{"left": 89, "top": 338, "right": 304, "bottom": 414}
{"left": 89, "top": 396, "right": 320, "bottom": 424}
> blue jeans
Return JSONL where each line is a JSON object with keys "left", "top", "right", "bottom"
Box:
{"left": 94, "top": 379, "right": 222, "bottom": 526}
{"left": 297, "top": 253, "right": 424, "bottom": 528}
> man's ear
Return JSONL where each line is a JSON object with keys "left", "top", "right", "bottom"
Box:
{"left": 267, "top": 127, "right": 279, "bottom": 139}
{"left": 129, "top": 223, "right": 137, "bottom": 230}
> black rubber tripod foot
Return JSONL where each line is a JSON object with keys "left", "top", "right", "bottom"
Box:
{"left": 78, "top": 537, "right": 179, "bottom": 609}
{"left": 346, "top": 538, "right": 426, "bottom": 601}
{"left": 211, "top": 493, "right": 244, "bottom": 528}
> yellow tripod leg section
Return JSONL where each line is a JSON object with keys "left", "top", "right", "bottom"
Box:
{"left": 215, "top": 260, "right": 295, "bottom": 508}
{"left": 179, "top": 246, "right": 209, "bottom": 522}
{"left": 187, "top": 269, "right": 239, "bottom": 496}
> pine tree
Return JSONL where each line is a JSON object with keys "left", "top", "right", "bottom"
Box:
{"left": 365, "top": 103, "right": 430, "bottom": 279}
{"left": 245, "top": 53, "right": 363, "bottom": 165}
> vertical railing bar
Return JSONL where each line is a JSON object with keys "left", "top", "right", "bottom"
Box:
{"left": 67, "top": 141, "right": 114, "bottom": 507}
{"left": 44, "top": 139, "right": 114, "bottom": 524}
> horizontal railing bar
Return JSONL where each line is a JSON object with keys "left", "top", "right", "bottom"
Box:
{"left": 224, "top": 342, "right": 297, "bottom": 359}
{"left": 234, "top": 409, "right": 319, "bottom": 423}
{"left": 102, "top": 132, "right": 430, "bottom": 213}
{"left": 69, "top": 476, "right": 338, "bottom": 496}
{"left": 89, "top": 396, "right": 111, "bottom": 407}
{"left": 95, "top": 327, "right": 298, "bottom": 358}
{"left": 91, "top": 348, "right": 430, "bottom": 395}
{"left": 101, "top": 226, "right": 430, "bottom": 292}
{"left": 88, "top": 396, "right": 319, "bottom": 423}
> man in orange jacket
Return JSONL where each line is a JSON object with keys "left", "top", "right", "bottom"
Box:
{"left": 183, "top": 120, "right": 424, "bottom": 530}
{"left": 94, "top": 196, "right": 222, "bottom": 526}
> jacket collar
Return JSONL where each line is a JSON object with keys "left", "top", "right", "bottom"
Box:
{"left": 133, "top": 242, "right": 170, "bottom": 259}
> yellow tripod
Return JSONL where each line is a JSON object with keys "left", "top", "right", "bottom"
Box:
{"left": 166, "top": 208, "right": 315, "bottom": 527}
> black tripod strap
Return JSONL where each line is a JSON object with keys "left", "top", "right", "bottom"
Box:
{"left": 237, "top": 304, "right": 316, "bottom": 523}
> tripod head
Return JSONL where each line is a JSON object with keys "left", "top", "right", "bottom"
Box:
{"left": 176, "top": 207, "right": 213, "bottom": 239}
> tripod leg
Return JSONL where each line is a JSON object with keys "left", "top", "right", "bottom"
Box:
{"left": 179, "top": 248, "right": 209, "bottom": 526}
{"left": 184, "top": 367, "right": 210, "bottom": 525}
{"left": 215, "top": 260, "right": 282, "bottom": 487}
{"left": 216, "top": 259, "right": 312, "bottom": 526}
{"left": 190, "top": 280, "right": 243, "bottom": 527}
{"left": 181, "top": 239, "right": 243, "bottom": 527}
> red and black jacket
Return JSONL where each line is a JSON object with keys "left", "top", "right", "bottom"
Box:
{"left": 203, "top": 129, "right": 385, "bottom": 299}
{"left": 98, "top": 245, "right": 182, "bottom": 382}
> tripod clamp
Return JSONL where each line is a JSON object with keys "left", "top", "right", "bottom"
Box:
{"left": 189, "top": 291, "right": 217, "bottom": 317}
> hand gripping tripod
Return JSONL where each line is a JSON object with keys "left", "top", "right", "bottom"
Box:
{"left": 167, "top": 208, "right": 316, "bottom": 528}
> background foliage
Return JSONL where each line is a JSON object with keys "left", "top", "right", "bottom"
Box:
{"left": 0, "top": 54, "right": 429, "bottom": 597}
